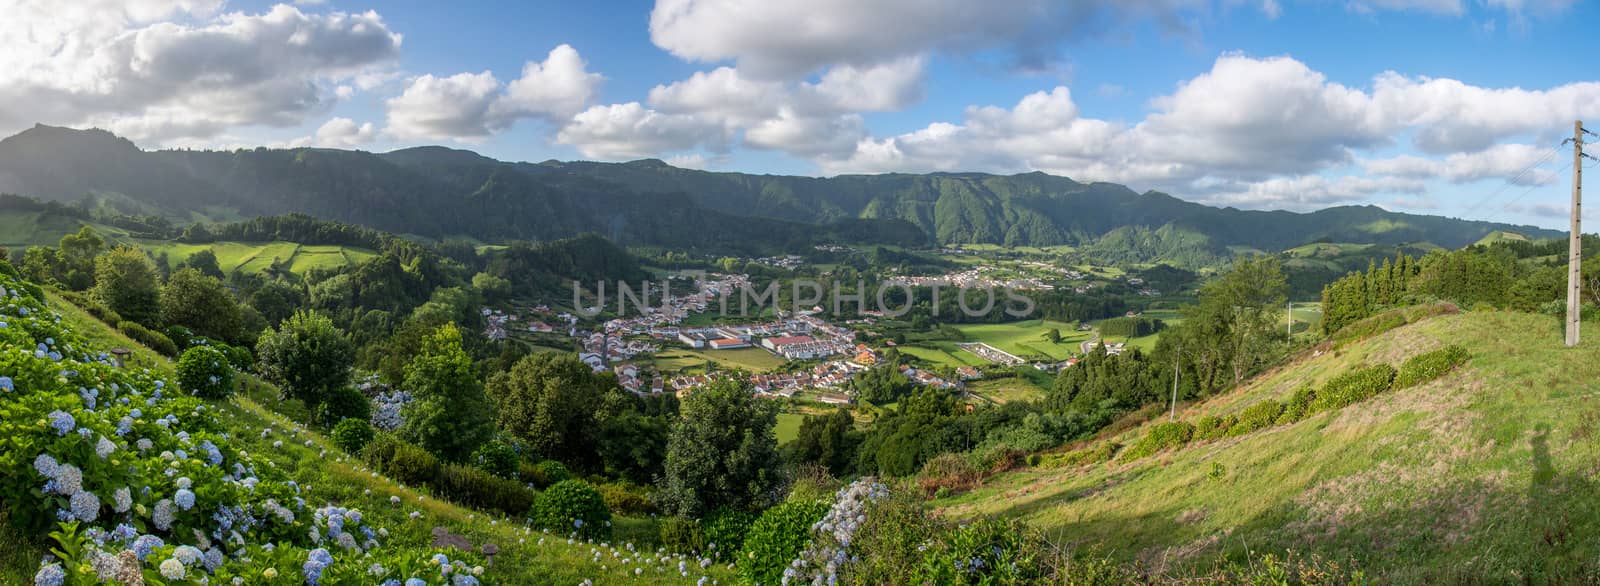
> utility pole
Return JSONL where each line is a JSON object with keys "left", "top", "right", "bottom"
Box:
{"left": 1568, "top": 120, "right": 1584, "bottom": 348}
{"left": 1170, "top": 351, "right": 1181, "bottom": 421}
{"left": 1287, "top": 302, "right": 1293, "bottom": 337}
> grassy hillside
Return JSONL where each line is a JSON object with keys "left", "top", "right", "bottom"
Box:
{"left": 137, "top": 240, "right": 377, "bottom": 274}
{"left": 0, "top": 286, "right": 736, "bottom": 585}
{"left": 930, "top": 310, "right": 1600, "bottom": 582}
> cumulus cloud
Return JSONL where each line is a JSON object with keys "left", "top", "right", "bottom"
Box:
{"left": 556, "top": 102, "right": 728, "bottom": 159}
{"left": 286, "top": 117, "right": 377, "bottom": 148}
{"left": 648, "top": 0, "right": 1207, "bottom": 78}
{"left": 0, "top": 1, "right": 401, "bottom": 143}
{"left": 820, "top": 53, "right": 1600, "bottom": 208}
{"left": 385, "top": 44, "right": 602, "bottom": 141}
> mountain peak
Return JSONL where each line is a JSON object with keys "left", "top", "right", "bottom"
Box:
{"left": 0, "top": 124, "right": 141, "bottom": 157}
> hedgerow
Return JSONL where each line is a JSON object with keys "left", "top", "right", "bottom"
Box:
{"left": 1229, "top": 400, "right": 1284, "bottom": 436}
{"left": 1309, "top": 364, "right": 1397, "bottom": 413}
{"left": 1394, "top": 345, "right": 1470, "bottom": 388}
{"left": 1119, "top": 421, "right": 1196, "bottom": 462}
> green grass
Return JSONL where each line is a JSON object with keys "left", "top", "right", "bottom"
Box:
{"left": 16, "top": 291, "right": 740, "bottom": 585}
{"left": 0, "top": 211, "right": 99, "bottom": 247}
{"left": 137, "top": 240, "right": 377, "bottom": 275}
{"left": 775, "top": 412, "right": 805, "bottom": 444}
{"left": 931, "top": 311, "right": 1600, "bottom": 582}
{"left": 643, "top": 347, "right": 786, "bottom": 373}
{"left": 953, "top": 320, "right": 1086, "bottom": 361}
{"left": 967, "top": 376, "right": 1048, "bottom": 404}
{"left": 899, "top": 344, "right": 985, "bottom": 367}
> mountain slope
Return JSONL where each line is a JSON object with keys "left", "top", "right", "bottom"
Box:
{"left": 0, "top": 125, "right": 1560, "bottom": 257}
{"left": 932, "top": 311, "right": 1600, "bottom": 582}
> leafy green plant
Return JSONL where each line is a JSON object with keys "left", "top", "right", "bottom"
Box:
{"left": 914, "top": 517, "right": 1046, "bottom": 585}
{"left": 529, "top": 480, "right": 612, "bottom": 540}
{"left": 525, "top": 460, "right": 571, "bottom": 488}
{"left": 658, "top": 516, "right": 706, "bottom": 554}
{"left": 331, "top": 418, "right": 375, "bottom": 454}
{"left": 1277, "top": 386, "right": 1317, "bottom": 424}
{"left": 117, "top": 320, "right": 177, "bottom": 356}
{"left": 1228, "top": 400, "right": 1284, "bottom": 436}
{"left": 472, "top": 440, "right": 519, "bottom": 479}
{"left": 738, "top": 499, "right": 829, "bottom": 585}
{"left": 702, "top": 506, "right": 757, "bottom": 559}
{"left": 1309, "top": 364, "right": 1397, "bottom": 413}
{"left": 1119, "top": 421, "right": 1196, "bottom": 462}
{"left": 1394, "top": 345, "right": 1469, "bottom": 388}
{"left": 314, "top": 386, "right": 370, "bottom": 427}
{"left": 176, "top": 344, "right": 235, "bottom": 399}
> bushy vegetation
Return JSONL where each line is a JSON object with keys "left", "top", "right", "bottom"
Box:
{"left": 116, "top": 320, "right": 177, "bottom": 356}
{"left": 1120, "top": 421, "right": 1196, "bottom": 461}
{"left": 529, "top": 480, "right": 612, "bottom": 541}
{"left": 331, "top": 418, "right": 375, "bottom": 453}
{"left": 175, "top": 344, "right": 235, "bottom": 399}
{"left": 1394, "top": 344, "right": 1470, "bottom": 388}
{"left": 1229, "top": 399, "right": 1285, "bottom": 436}
{"left": 738, "top": 499, "right": 830, "bottom": 585}
{"left": 1309, "top": 364, "right": 1397, "bottom": 413}
{"left": 471, "top": 440, "right": 519, "bottom": 479}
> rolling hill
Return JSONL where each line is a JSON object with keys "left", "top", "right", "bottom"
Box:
{"left": 0, "top": 124, "right": 1562, "bottom": 263}
{"left": 930, "top": 309, "right": 1600, "bottom": 582}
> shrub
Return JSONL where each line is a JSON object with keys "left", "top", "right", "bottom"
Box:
{"left": 1119, "top": 421, "right": 1195, "bottom": 462}
{"left": 525, "top": 460, "right": 571, "bottom": 488}
{"left": 165, "top": 325, "right": 196, "bottom": 351}
{"left": 597, "top": 481, "right": 656, "bottom": 516}
{"left": 702, "top": 507, "right": 757, "bottom": 559}
{"left": 529, "top": 480, "right": 612, "bottom": 540}
{"left": 1331, "top": 309, "right": 1407, "bottom": 344}
{"left": 434, "top": 463, "right": 536, "bottom": 516}
{"left": 331, "top": 418, "right": 375, "bottom": 454}
{"left": 314, "top": 386, "right": 371, "bottom": 427}
{"left": 1394, "top": 345, "right": 1469, "bottom": 388}
{"left": 1309, "top": 364, "right": 1397, "bottom": 413}
{"left": 117, "top": 320, "right": 177, "bottom": 356}
{"left": 176, "top": 344, "right": 235, "bottom": 399}
{"left": 218, "top": 344, "right": 254, "bottom": 373}
{"left": 739, "top": 499, "right": 830, "bottom": 585}
{"left": 1195, "top": 415, "right": 1236, "bottom": 441}
{"left": 842, "top": 492, "right": 941, "bottom": 584}
{"left": 365, "top": 434, "right": 440, "bottom": 487}
{"left": 659, "top": 516, "right": 706, "bottom": 554}
{"left": 913, "top": 517, "right": 1047, "bottom": 585}
{"left": 1039, "top": 442, "right": 1120, "bottom": 469}
{"left": 1228, "top": 400, "right": 1285, "bottom": 436}
{"left": 1277, "top": 386, "right": 1317, "bottom": 425}
{"left": 917, "top": 452, "right": 983, "bottom": 496}
{"left": 471, "top": 440, "right": 519, "bottom": 479}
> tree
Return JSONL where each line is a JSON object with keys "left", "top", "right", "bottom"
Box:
{"left": 56, "top": 226, "right": 104, "bottom": 290}
{"left": 248, "top": 279, "right": 303, "bottom": 327}
{"left": 783, "top": 409, "right": 859, "bottom": 476}
{"left": 92, "top": 246, "right": 162, "bottom": 326}
{"left": 484, "top": 353, "right": 611, "bottom": 467}
{"left": 1044, "top": 328, "right": 1061, "bottom": 343}
{"left": 472, "top": 272, "right": 513, "bottom": 304}
{"left": 401, "top": 323, "right": 494, "bottom": 462}
{"left": 658, "top": 377, "right": 782, "bottom": 517}
{"left": 161, "top": 268, "right": 244, "bottom": 343}
{"left": 178, "top": 249, "right": 225, "bottom": 279}
{"left": 1192, "top": 255, "right": 1288, "bottom": 384}
{"left": 255, "top": 310, "right": 355, "bottom": 409}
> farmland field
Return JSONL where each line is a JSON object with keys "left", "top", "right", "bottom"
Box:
{"left": 952, "top": 320, "right": 1085, "bottom": 361}
{"left": 646, "top": 347, "right": 786, "bottom": 373}
{"left": 138, "top": 240, "right": 377, "bottom": 274}
{"left": 967, "top": 376, "right": 1049, "bottom": 404}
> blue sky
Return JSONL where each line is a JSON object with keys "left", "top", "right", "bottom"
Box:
{"left": 4, "top": 0, "right": 1598, "bottom": 229}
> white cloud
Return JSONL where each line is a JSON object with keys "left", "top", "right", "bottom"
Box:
{"left": 820, "top": 53, "right": 1600, "bottom": 209}
{"left": 1347, "top": 0, "right": 1464, "bottom": 16}
{"left": 744, "top": 110, "right": 865, "bottom": 157}
{"left": 805, "top": 56, "right": 926, "bottom": 112}
{"left": 384, "top": 71, "right": 503, "bottom": 140}
{"left": 648, "top": 67, "right": 788, "bottom": 123}
{"left": 648, "top": 0, "right": 1206, "bottom": 78}
{"left": 287, "top": 116, "right": 377, "bottom": 148}
{"left": 0, "top": 2, "right": 402, "bottom": 143}
{"left": 385, "top": 44, "right": 603, "bottom": 141}
{"left": 556, "top": 102, "right": 728, "bottom": 159}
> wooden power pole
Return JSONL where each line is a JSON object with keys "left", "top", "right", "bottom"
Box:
{"left": 1568, "top": 120, "right": 1584, "bottom": 347}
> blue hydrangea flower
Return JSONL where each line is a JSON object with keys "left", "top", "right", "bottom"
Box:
{"left": 132, "top": 535, "right": 164, "bottom": 560}
{"left": 175, "top": 489, "right": 196, "bottom": 510}
{"left": 0, "top": 376, "right": 13, "bottom": 392}
{"left": 69, "top": 491, "right": 99, "bottom": 523}
{"left": 32, "top": 454, "right": 58, "bottom": 478}
{"left": 33, "top": 562, "right": 64, "bottom": 586}
{"left": 46, "top": 411, "right": 74, "bottom": 436}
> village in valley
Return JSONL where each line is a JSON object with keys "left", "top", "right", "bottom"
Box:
{"left": 474, "top": 251, "right": 1191, "bottom": 434}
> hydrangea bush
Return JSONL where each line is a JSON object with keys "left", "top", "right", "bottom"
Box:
{"left": 0, "top": 267, "right": 487, "bottom": 585}
{"left": 176, "top": 344, "right": 236, "bottom": 399}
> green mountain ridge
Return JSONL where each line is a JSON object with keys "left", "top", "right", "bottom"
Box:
{"left": 0, "top": 125, "right": 1562, "bottom": 262}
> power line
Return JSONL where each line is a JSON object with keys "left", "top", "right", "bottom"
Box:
{"left": 1462, "top": 145, "right": 1562, "bottom": 213}
{"left": 1498, "top": 159, "right": 1575, "bottom": 213}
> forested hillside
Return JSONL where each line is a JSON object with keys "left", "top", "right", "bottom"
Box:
{"left": 0, "top": 125, "right": 1559, "bottom": 263}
